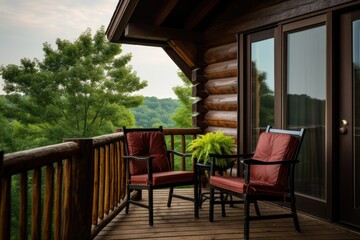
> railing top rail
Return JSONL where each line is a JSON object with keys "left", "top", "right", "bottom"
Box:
{"left": 116, "top": 127, "right": 201, "bottom": 135}
{"left": 163, "top": 128, "right": 201, "bottom": 135}
{"left": 91, "top": 132, "right": 123, "bottom": 147}
{"left": 3, "top": 141, "right": 79, "bottom": 176}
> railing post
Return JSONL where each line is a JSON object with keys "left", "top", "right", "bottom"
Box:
{"left": 67, "top": 139, "right": 94, "bottom": 239}
{"left": 0, "top": 150, "right": 2, "bottom": 200}
{"left": 0, "top": 150, "right": 10, "bottom": 240}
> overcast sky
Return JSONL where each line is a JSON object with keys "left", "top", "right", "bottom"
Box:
{"left": 0, "top": 0, "right": 181, "bottom": 99}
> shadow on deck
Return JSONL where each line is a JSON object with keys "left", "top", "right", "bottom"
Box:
{"left": 95, "top": 188, "right": 360, "bottom": 240}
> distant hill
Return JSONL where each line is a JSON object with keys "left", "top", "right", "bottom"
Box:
{"left": 131, "top": 96, "right": 179, "bottom": 128}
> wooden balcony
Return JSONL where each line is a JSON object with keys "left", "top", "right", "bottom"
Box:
{"left": 94, "top": 188, "right": 360, "bottom": 240}
{"left": 0, "top": 128, "right": 200, "bottom": 239}
{"left": 1, "top": 128, "right": 360, "bottom": 239}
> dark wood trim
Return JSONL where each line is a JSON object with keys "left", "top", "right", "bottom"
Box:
{"left": 297, "top": 195, "right": 328, "bottom": 218}
{"left": 204, "top": 0, "right": 356, "bottom": 38}
{"left": 326, "top": 11, "right": 335, "bottom": 221}
{"left": 238, "top": 33, "right": 245, "bottom": 154}
{"left": 163, "top": 46, "right": 192, "bottom": 78}
{"left": 125, "top": 23, "right": 202, "bottom": 42}
{"left": 116, "top": 37, "right": 168, "bottom": 47}
{"left": 274, "top": 25, "right": 282, "bottom": 128}
{"left": 105, "top": 0, "right": 139, "bottom": 42}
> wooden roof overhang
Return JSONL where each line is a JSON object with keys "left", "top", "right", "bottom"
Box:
{"left": 106, "top": 0, "right": 347, "bottom": 80}
{"left": 105, "top": 0, "right": 285, "bottom": 79}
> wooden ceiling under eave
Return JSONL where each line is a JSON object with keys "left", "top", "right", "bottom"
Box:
{"left": 105, "top": 0, "right": 284, "bottom": 79}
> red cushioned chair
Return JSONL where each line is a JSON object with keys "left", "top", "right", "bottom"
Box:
{"left": 209, "top": 125, "right": 305, "bottom": 239}
{"left": 123, "top": 126, "right": 198, "bottom": 226}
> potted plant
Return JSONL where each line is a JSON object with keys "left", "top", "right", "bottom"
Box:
{"left": 187, "top": 131, "right": 236, "bottom": 170}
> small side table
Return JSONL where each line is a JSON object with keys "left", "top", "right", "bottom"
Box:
{"left": 195, "top": 162, "right": 243, "bottom": 216}
{"left": 195, "top": 162, "right": 225, "bottom": 208}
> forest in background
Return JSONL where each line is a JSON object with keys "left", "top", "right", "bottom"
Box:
{"left": 131, "top": 96, "right": 179, "bottom": 128}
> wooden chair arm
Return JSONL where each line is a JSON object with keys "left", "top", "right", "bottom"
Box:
{"left": 124, "top": 155, "right": 155, "bottom": 161}
{"left": 124, "top": 155, "right": 155, "bottom": 182}
{"left": 169, "top": 150, "right": 192, "bottom": 158}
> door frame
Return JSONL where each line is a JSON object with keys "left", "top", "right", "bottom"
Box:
{"left": 337, "top": 9, "right": 360, "bottom": 229}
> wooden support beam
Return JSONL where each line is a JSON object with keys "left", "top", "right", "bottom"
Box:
{"left": 184, "top": 0, "right": 221, "bottom": 30}
{"left": 168, "top": 40, "right": 197, "bottom": 68}
{"left": 153, "top": 0, "right": 179, "bottom": 26}
{"left": 125, "top": 23, "right": 201, "bottom": 42}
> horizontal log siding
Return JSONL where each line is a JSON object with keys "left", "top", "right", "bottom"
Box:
{"left": 204, "top": 94, "right": 237, "bottom": 111}
{"left": 200, "top": 40, "right": 238, "bottom": 144}
{"left": 205, "top": 77, "right": 237, "bottom": 95}
{"left": 205, "top": 110, "right": 237, "bottom": 128}
{"left": 204, "top": 59, "right": 237, "bottom": 79}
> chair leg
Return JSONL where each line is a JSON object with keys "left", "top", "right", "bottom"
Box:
{"left": 244, "top": 196, "right": 250, "bottom": 240}
{"left": 209, "top": 187, "right": 214, "bottom": 222}
{"left": 229, "top": 194, "right": 234, "bottom": 207}
{"left": 291, "top": 197, "right": 301, "bottom": 232}
{"left": 126, "top": 186, "right": 130, "bottom": 214}
{"left": 220, "top": 192, "right": 226, "bottom": 217}
{"left": 149, "top": 189, "right": 154, "bottom": 226}
{"left": 167, "top": 187, "right": 174, "bottom": 207}
{"left": 254, "top": 200, "right": 261, "bottom": 216}
{"left": 194, "top": 181, "right": 199, "bottom": 218}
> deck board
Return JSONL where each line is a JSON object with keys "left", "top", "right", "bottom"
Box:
{"left": 94, "top": 189, "right": 360, "bottom": 240}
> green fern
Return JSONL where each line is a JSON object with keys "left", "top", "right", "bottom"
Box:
{"left": 187, "top": 131, "right": 235, "bottom": 169}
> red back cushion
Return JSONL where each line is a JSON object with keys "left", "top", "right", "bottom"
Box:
{"left": 126, "top": 132, "right": 170, "bottom": 175}
{"left": 251, "top": 132, "right": 299, "bottom": 187}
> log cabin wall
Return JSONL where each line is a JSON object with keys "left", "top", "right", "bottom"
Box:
{"left": 192, "top": 40, "right": 238, "bottom": 144}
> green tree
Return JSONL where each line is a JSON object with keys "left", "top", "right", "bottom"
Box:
{"left": 171, "top": 71, "right": 193, "bottom": 127}
{"left": 0, "top": 27, "right": 147, "bottom": 151}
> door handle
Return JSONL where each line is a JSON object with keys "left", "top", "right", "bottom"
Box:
{"left": 339, "top": 119, "right": 348, "bottom": 135}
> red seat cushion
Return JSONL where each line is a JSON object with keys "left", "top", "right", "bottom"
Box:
{"left": 126, "top": 132, "right": 170, "bottom": 175}
{"left": 251, "top": 132, "right": 299, "bottom": 187}
{"left": 131, "top": 171, "right": 194, "bottom": 186}
{"left": 209, "top": 175, "right": 286, "bottom": 196}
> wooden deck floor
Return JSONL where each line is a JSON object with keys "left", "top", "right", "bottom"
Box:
{"left": 95, "top": 188, "right": 360, "bottom": 240}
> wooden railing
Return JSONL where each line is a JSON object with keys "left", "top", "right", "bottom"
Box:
{"left": 0, "top": 128, "right": 201, "bottom": 240}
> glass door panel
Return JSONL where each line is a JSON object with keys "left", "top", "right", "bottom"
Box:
{"left": 286, "top": 25, "right": 326, "bottom": 200}
{"left": 250, "top": 37, "right": 275, "bottom": 150}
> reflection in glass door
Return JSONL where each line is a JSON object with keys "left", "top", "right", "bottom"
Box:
{"left": 286, "top": 25, "right": 326, "bottom": 200}
{"left": 249, "top": 32, "right": 275, "bottom": 151}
